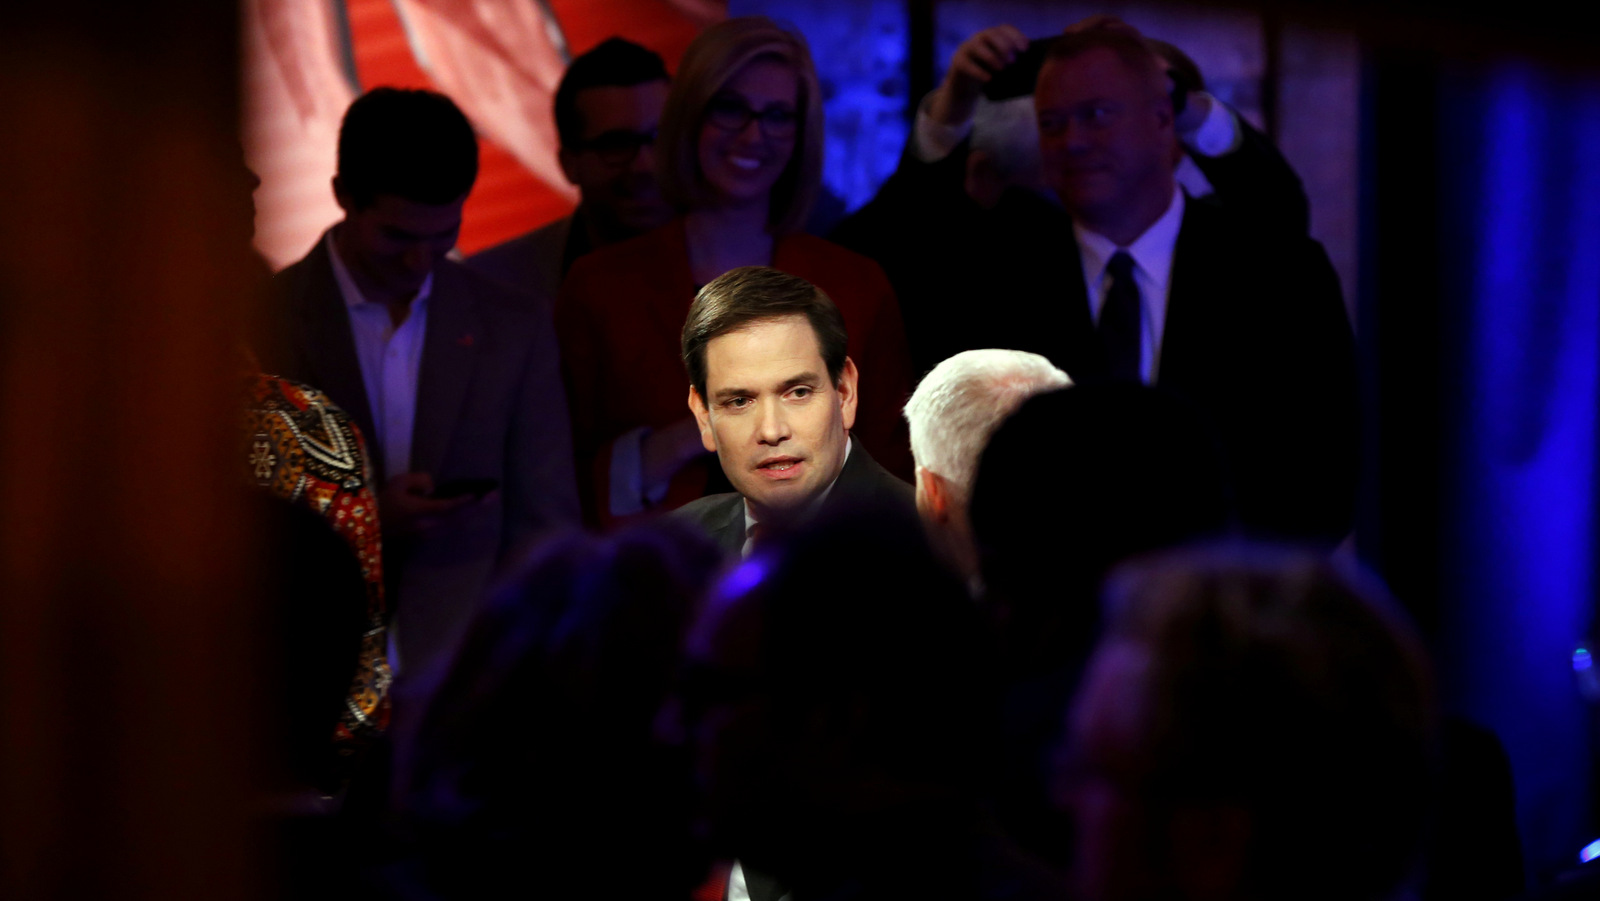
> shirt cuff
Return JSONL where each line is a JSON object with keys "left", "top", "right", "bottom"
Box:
{"left": 910, "top": 93, "right": 973, "bottom": 163}
{"left": 607, "top": 426, "right": 653, "bottom": 517}
{"left": 1181, "top": 93, "right": 1244, "bottom": 158}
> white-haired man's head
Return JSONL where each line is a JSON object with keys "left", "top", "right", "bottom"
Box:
{"left": 903, "top": 349, "right": 1071, "bottom": 581}
{"left": 966, "top": 96, "right": 1047, "bottom": 208}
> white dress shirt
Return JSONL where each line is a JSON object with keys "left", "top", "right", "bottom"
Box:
{"left": 1073, "top": 187, "right": 1186, "bottom": 384}
{"left": 326, "top": 230, "right": 432, "bottom": 481}
{"left": 727, "top": 860, "right": 789, "bottom": 901}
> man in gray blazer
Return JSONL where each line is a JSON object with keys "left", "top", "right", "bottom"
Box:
{"left": 261, "top": 87, "right": 580, "bottom": 689}
{"left": 677, "top": 267, "right": 912, "bottom": 557}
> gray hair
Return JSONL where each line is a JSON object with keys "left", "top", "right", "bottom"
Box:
{"left": 903, "top": 349, "right": 1071, "bottom": 499}
{"left": 971, "top": 95, "right": 1043, "bottom": 186}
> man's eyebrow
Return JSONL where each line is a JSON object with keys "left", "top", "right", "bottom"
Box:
{"left": 780, "top": 372, "right": 822, "bottom": 391}
{"left": 711, "top": 372, "right": 822, "bottom": 402}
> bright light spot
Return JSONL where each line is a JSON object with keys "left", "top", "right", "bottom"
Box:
{"left": 1575, "top": 647, "right": 1593, "bottom": 672}
{"left": 720, "top": 557, "right": 769, "bottom": 600}
{"left": 1581, "top": 837, "right": 1600, "bottom": 863}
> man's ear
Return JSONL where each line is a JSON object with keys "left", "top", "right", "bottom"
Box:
{"left": 836, "top": 357, "right": 859, "bottom": 432}
{"left": 964, "top": 150, "right": 1007, "bottom": 210}
{"left": 915, "top": 467, "right": 952, "bottom": 523}
{"left": 331, "top": 175, "right": 353, "bottom": 215}
{"left": 1153, "top": 91, "right": 1176, "bottom": 133}
{"left": 687, "top": 386, "right": 718, "bottom": 453}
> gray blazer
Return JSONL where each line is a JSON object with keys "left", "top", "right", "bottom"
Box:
{"left": 676, "top": 437, "right": 914, "bottom": 556}
{"left": 464, "top": 214, "right": 571, "bottom": 305}
{"left": 264, "top": 233, "right": 581, "bottom": 679}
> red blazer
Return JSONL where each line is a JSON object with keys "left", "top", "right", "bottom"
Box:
{"left": 557, "top": 218, "right": 915, "bottom": 526}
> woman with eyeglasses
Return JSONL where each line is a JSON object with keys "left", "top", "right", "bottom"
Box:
{"left": 556, "top": 16, "right": 913, "bottom": 527}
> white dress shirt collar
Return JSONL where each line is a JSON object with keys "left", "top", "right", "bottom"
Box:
{"left": 1074, "top": 187, "right": 1186, "bottom": 383}
{"left": 325, "top": 230, "right": 434, "bottom": 482}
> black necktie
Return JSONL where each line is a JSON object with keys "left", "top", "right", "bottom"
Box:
{"left": 1100, "top": 251, "right": 1141, "bottom": 382}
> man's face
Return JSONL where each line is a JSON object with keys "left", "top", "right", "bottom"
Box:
{"left": 559, "top": 80, "right": 673, "bottom": 236}
{"left": 1034, "top": 48, "right": 1176, "bottom": 227}
{"left": 333, "top": 189, "right": 464, "bottom": 299}
{"left": 688, "top": 314, "right": 857, "bottom": 520}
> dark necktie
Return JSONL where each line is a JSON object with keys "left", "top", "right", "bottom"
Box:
{"left": 1100, "top": 250, "right": 1142, "bottom": 382}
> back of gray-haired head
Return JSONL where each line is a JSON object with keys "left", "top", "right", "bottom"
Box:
{"left": 903, "top": 349, "right": 1071, "bottom": 498}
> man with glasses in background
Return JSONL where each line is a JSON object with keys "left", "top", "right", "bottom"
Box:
{"left": 468, "top": 38, "right": 673, "bottom": 302}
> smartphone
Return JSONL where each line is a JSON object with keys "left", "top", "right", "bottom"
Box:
{"left": 982, "top": 38, "right": 1054, "bottom": 101}
{"left": 982, "top": 36, "right": 1193, "bottom": 118}
{"left": 431, "top": 477, "right": 498, "bottom": 500}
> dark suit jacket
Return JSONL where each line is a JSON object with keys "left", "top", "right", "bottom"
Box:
{"left": 676, "top": 437, "right": 914, "bottom": 556}
{"left": 836, "top": 143, "right": 1355, "bottom": 542}
{"left": 260, "top": 234, "right": 581, "bottom": 680}
{"left": 990, "top": 196, "right": 1357, "bottom": 544}
{"left": 464, "top": 211, "right": 579, "bottom": 306}
{"left": 832, "top": 106, "right": 1309, "bottom": 377}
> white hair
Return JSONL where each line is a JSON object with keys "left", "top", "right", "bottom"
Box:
{"left": 903, "top": 349, "right": 1072, "bottom": 499}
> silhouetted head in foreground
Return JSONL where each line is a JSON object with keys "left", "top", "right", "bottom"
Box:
{"left": 970, "top": 382, "right": 1231, "bottom": 675}
{"left": 410, "top": 519, "right": 721, "bottom": 898}
{"left": 1061, "top": 545, "right": 1436, "bottom": 901}
{"left": 681, "top": 502, "right": 995, "bottom": 893}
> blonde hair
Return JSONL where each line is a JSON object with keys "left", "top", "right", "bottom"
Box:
{"left": 657, "top": 16, "right": 824, "bottom": 236}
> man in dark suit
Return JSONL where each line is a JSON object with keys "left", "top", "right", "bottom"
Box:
{"left": 261, "top": 87, "right": 580, "bottom": 690}
{"left": 1023, "top": 24, "right": 1356, "bottom": 544}
{"left": 831, "top": 21, "right": 1313, "bottom": 381}
{"left": 836, "top": 21, "right": 1354, "bottom": 544}
{"left": 677, "top": 267, "right": 912, "bottom": 556}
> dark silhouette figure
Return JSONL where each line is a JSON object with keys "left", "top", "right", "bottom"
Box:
{"left": 681, "top": 502, "right": 1064, "bottom": 900}
{"left": 400, "top": 519, "right": 722, "bottom": 900}
{"left": 968, "top": 382, "right": 1231, "bottom": 868}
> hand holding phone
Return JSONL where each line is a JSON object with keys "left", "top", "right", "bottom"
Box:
{"left": 931, "top": 24, "right": 1031, "bottom": 127}
{"left": 981, "top": 38, "right": 1055, "bottom": 102}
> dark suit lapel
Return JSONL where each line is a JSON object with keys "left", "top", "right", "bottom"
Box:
{"left": 1159, "top": 199, "right": 1224, "bottom": 392}
{"left": 293, "top": 237, "right": 380, "bottom": 468}
{"left": 738, "top": 863, "right": 790, "bottom": 901}
{"left": 824, "top": 436, "right": 913, "bottom": 512}
{"left": 713, "top": 496, "right": 747, "bottom": 555}
{"left": 828, "top": 435, "right": 876, "bottom": 501}
{"left": 410, "top": 265, "right": 482, "bottom": 477}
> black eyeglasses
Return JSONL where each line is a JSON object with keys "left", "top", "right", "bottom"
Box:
{"left": 575, "top": 128, "right": 657, "bottom": 166}
{"left": 705, "top": 93, "right": 799, "bottom": 138}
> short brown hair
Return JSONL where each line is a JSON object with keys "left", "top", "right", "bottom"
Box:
{"left": 656, "top": 16, "right": 824, "bottom": 236}
{"left": 337, "top": 87, "right": 478, "bottom": 209}
{"left": 682, "top": 266, "right": 847, "bottom": 400}
{"left": 1043, "top": 25, "right": 1169, "bottom": 105}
